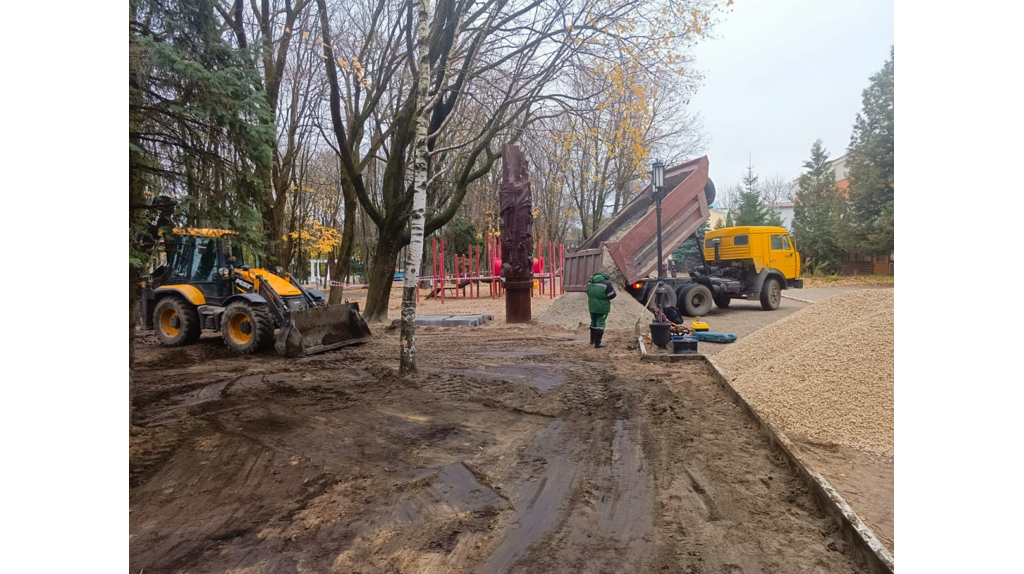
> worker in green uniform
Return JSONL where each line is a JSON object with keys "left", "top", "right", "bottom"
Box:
{"left": 586, "top": 272, "right": 617, "bottom": 348}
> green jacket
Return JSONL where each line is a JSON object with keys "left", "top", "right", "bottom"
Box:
{"left": 586, "top": 272, "right": 617, "bottom": 314}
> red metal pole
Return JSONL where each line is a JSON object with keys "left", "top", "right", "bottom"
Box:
{"left": 550, "top": 242, "right": 555, "bottom": 299}
{"left": 440, "top": 239, "right": 445, "bottom": 305}
{"left": 542, "top": 240, "right": 546, "bottom": 296}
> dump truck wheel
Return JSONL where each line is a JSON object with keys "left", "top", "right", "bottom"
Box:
{"left": 221, "top": 301, "right": 274, "bottom": 354}
{"left": 713, "top": 293, "right": 731, "bottom": 308}
{"left": 760, "top": 278, "right": 782, "bottom": 310}
{"left": 153, "top": 296, "right": 201, "bottom": 347}
{"left": 681, "top": 284, "right": 713, "bottom": 316}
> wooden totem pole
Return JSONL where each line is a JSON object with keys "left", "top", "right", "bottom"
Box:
{"left": 499, "top": 145, "right": 533, "bottom": 323}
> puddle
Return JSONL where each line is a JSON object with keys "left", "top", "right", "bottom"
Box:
{"left": 430, "top": 364, "right": 566, "bottom": 390}
{"left": 480, "top": 420, "right": 577, "bottom": 572}
{"left": 178, "top": 380, "right": 231, "bottom": 406}
{"left": 474, "top": 348, "right": 551, "bottom": 359}
{"left": 375, "top": 462, "right": 505, "bottom": 529}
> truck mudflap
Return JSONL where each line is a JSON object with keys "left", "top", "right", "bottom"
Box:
{"left": 788, "top": 279, "right": 804, "bottom": 289}
{"left": 275, "top": 302, "right": 372, "bottom": 357}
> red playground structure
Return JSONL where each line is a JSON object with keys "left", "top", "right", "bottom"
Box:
{"left": 417, "top": 233, "right": 565, "bottom": 304}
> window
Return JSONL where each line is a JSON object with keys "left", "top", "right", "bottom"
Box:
{"left": 191, "top": 237, "right": 218, "bottom": 281}
{"left": 168, "top": 238, "right": 195, "bottom": 279}
{"left": 733, "top": 235, "right": 749, "bottom": 246}
{"left": 771, "top": 235, "right": 791, "bottom": 250}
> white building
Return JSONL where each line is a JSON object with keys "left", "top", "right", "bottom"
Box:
{"left": 767, "top": 202, "right": 795, "bottom": 230}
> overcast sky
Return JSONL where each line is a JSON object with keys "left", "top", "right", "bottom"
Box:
{"left": 687, "top": 0, "right": 894, "bottom": 196}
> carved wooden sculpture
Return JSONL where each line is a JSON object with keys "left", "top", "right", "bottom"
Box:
{"left": 499, "top": 145, "right": 533, "bottom": 323}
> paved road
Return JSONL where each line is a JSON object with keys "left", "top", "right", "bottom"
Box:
{"left": 783, "top": 285, "right": 891, "bottom": 303}
{"left": 696, "top": 298, "right": 807, "bottom": 354}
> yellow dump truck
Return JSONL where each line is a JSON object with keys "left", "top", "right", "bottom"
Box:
{"left": 563, "top": 157, "right": 803, "bottom": 316}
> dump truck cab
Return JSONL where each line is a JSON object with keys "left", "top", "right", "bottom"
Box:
{"left": 703, "top": 226, "right": 803, "bottom": 287}
{"left": 141, "top": 228, "right": 370, "bottom": 356}
{"left": 699, "top": 226, "right": 804, "bottom": 311}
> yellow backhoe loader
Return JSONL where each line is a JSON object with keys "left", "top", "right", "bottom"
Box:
{"left": 139, "top": 228, "right": 371, "bottom": 357}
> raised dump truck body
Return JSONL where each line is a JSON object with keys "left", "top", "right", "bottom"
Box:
{"left": 564, "top": 157, "right": 712, "bottom": 289}
{"left": 563, "top": 156, "right": 802, "bottom": 316}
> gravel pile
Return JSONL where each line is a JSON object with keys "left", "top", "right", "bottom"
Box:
{"left": 538, "top": 289, "right": 651, "bottom": 330}
{"left": 712, "top": 289, "right": 894, "bottom": 456}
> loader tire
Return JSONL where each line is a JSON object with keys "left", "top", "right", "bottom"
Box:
{"left": 221, "top": 301, "right": 275, "bottom": 354}
{"left": 760, "top": 278, "right": 782, "bottom": 311}
{"left": 153, "top": 296, "right": 201, "bottom": 347}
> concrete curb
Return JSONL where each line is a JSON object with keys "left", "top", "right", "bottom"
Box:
{"left": 782, "top": 293, "right": 818, "bottom": 304}
{"left": 701, "top": 354, "right": 895, "bottom": 574}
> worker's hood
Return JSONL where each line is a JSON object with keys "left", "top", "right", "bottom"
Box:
{"left": 589, "top": 273, "right": 609, "bottom": 283}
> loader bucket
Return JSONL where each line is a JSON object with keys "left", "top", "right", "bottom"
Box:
{"left": 275, "top": 302, "right": 372, "bottom": 357}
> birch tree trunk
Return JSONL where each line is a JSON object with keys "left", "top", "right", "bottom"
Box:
{"left": 399, "top": 0, "right": 433, "bottom": 375}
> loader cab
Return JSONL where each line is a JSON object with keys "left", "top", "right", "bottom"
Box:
{"left": 161, "top": 229, "right": 240, "bottom": 299}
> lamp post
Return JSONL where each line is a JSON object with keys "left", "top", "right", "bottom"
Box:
{"left": 649, "top": 160, "right": 671, "bottom": 349}
{"left": 652, "top": 160, "right": 666, "bottom": 322}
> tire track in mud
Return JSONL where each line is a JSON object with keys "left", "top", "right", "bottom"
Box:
{"left": 130, "top": 328, "right": 869, "bottom": 574}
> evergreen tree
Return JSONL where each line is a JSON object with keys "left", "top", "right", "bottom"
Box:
{"left": 672, "top": 220, "right": 709, "bottom": 271}
{"left": 714, "top": 218, "right": 726, "bottom": 230}
{"left": 793, "top": 139, "right": 845, "bottom": 274}
{"left": 129, "top": 0, "right": 274, "bottom": 251}
{"left": 846, "top": 46, "right": 894, "bottom": 255}
{"left": 733, "top": 161, "right": 773, "bottom": 225}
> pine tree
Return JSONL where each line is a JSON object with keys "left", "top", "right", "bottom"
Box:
{"left": 846, "top": 47, "right": 894, "bottom": 255}
{"left": 793, "top": 139, "right": 845, "bottom": 274}
{"left": 672, "top": 220, "right": 709, "bottom": 271}
{"left": 733, "top": 161, "right": 773, "bottom": 225}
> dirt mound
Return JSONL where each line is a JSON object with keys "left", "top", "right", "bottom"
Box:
{"left": 712, "top": 289, "right": 894, "bottom": 456}
{"left": 538, "top": 289, "right": 651, "bottom": 330}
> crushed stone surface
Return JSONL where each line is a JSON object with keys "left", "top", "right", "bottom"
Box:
{"left": 712, "top": 289, "right": 894, "bottom": 456}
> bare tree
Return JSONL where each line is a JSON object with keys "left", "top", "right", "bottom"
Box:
{"left": 312, "top": 0, "right": 722, "bottom": 322}
{"left": 761, "top": 173, "right": 795, "bottom": 207}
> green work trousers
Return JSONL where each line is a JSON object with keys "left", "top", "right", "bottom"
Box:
{"left": 590, "top": 313, "right": 607, "bottom": 329}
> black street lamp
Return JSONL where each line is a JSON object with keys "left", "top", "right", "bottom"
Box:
{"left": 649, "top": 160, "right": 671, "bottom": 349}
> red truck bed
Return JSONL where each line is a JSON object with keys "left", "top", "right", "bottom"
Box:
{"left": 563, "top": 157, "right": 711, "bottom": 290}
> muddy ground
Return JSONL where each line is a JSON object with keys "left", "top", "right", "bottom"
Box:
{"left": 130, "top": 312, "right": 870, "bottom": 574}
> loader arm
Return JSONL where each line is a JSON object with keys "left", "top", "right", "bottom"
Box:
{"left": 242, "top": 270, "right": 371, "bottom": 357}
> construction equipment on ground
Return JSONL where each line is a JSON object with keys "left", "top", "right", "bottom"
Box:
{"left": 140, "top": 228, "right": 371, "bottom": 357}
{"left": 563, "top": 156, "right": 803, "bottom": 316}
